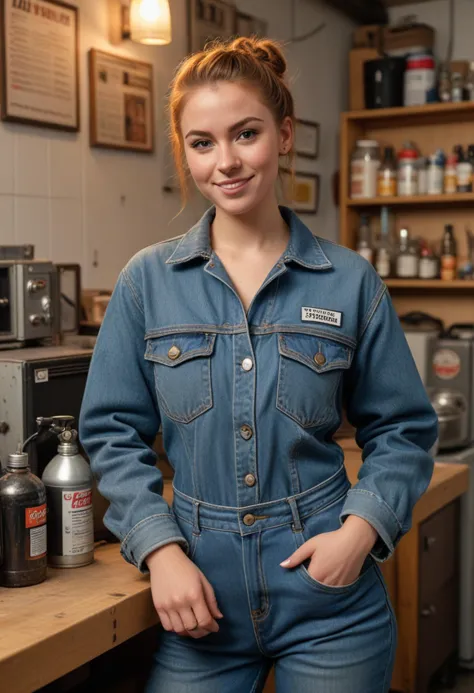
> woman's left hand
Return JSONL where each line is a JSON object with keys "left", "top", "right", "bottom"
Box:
{"left": 280, "top": 516, "right": 378, "bottom": 588}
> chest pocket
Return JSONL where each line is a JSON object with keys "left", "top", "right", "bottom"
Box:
{"left": 144, "top": 332, "right": 216, "bottom": 423}
{"left": 277, "top": 333, "right": 353, "bottom": 428}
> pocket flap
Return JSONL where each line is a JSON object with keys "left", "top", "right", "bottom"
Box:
{"left": 145, "top": 333, "right": 216, "bottom": 367}
{"left": 278, "top": 333, "right": 352, "bottom": 373}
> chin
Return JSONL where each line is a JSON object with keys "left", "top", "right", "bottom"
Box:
{"left": 205, "top": 185, "right": 272, "bottom": 216}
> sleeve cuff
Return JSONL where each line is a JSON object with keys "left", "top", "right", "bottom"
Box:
{"left": 340, "top": 489, "right": 402, "bottom": 562}
{"left": 120, "top": 513, "right": 189, "bottom": 574}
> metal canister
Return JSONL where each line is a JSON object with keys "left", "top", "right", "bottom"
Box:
{"left": 0, "top": 448, "right": 47, "bottom": 587}
{"left": 41, "top": 418, "right": 94, "bottom": 568}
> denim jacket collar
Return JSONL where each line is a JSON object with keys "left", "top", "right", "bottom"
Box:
{"left": 165, "top": 205, "right": 332, "bottom": 271}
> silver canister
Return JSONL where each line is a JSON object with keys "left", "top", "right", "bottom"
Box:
{"left": 41, "top": 422, "right": 94, "bottom": 567}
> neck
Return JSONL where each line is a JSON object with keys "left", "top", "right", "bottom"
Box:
{"left": 210, "top": 195, "right": 290, "bottom": 254}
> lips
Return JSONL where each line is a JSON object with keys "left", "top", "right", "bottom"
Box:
{"left": 216, "top": 176, "right": 253, "bottom": 189}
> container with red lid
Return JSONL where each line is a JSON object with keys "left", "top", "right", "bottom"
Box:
{"left": 398, "top": 143, "right": 419, "bottom": 196}
{"left": 404, "top": 53, "right": 437, "bottom": 106}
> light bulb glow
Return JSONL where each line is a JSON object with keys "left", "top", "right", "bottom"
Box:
{"left": 129, "top": 0, "right": 171, "bottom": 45}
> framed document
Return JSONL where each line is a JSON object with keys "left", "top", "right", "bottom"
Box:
{"left": 89, "top": 49, "right": 154, "bottom": 153}
{"left": 295, "top": 119, "right": 320, "bottom": 160}
{"left": 0, "top": 0, "right": 79, "bottom": 131}
{"left": 281, "top": 169, "right": 320, "bottom": 215}
{"left": 187, "top": 0, "right": 236, "bottom": 53}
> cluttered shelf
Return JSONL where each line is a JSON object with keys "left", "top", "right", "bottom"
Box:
{"left": 347, "top": 193, "right": 474, "bottom": 208}
{"left": 385, "top": 279, "right": 474, "bottom": 290}
{"left": 343, "top": 101, "right": 474, "bottom": 127}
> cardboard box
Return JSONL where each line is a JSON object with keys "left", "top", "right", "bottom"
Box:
{"left": 349, "top": 48, "right": 380, "bottom": 111}
{"left": 383, "top": 23, "right": 435, "bottom": 54}
{"left": 353, "top": 25, "right": 384, "bottom": 51}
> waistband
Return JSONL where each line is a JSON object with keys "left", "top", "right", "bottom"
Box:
{"left": 171, "top": 465, "right": 350, "bottom": 536}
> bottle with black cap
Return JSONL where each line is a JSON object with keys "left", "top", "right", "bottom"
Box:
{"left": 0, "top": 445, "right": 47, "bottom": 587}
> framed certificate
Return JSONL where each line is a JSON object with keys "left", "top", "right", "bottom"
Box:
{"left": 89, "top": 49, "right": 154, "bottom": 153}
{"left": 0, "top": 0, "right": 79, "bottom": 131}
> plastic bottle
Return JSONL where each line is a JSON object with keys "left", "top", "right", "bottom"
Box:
{"left": 356, "top": 215, "right": 373, "bottom": 263}
{"left": 427, "top": 150, "right": 445, "bottom": 195}
{"left": 465, "top": 62, "right": 474, "bottom": 101}
{"left": 440, "top": 224, "right": 457, "bottom": 280}
{"left": 456, "top": 147, "right": 473, "bottom": 193}
{"left": 444, "top": 154, "right": 458, "bottom": 194}
{"left": 0, "top": 447, "right": 47, "bottom": 587}
{"left": 377, "top": 146, "right": 397, "bottom": 197}
{"left": 397, "top": 143, "right": 419, "bottom": 196}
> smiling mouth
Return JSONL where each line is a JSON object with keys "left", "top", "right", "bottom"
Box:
{"left": 216, "top": 176, "right": 254, "bottom": 191}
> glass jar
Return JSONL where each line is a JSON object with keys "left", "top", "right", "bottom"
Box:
{"left": 398, "top": 144, "right": 419, "bottom": 196}
{"left": 396, "top": 228, "right": 419, "bottom": 278}
{"left": 350, "top": 140, "right": 381, "bottom": 199}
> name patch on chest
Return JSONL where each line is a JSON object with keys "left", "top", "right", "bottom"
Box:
{"left": 301, "top": 307, "right": 342, "bottom": 327}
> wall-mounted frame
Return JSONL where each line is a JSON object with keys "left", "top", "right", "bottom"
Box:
{"left": 0, "top": 0, "right": 79, "bottom": 131}
{"left": 281, "top": 169, "right": 320, "bottom": 215}
{"left": 187, "top": 0, "right": 237, "bottom": 53}
{"left": 295, "top": 119, "right": 320, "bottom": 160}
{"left": 235, "top": 11, "right": 267, "bottom": 38}
{"left": 89, "top": 49, "right": 154, "bottom": 153}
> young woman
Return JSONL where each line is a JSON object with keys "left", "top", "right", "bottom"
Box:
{"left": 79, "top": 37, "right": 438, "bottom": 693}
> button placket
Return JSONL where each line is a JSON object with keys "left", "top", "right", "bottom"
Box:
{"left": 234, "top": 334, "right": 258, "bottom": 506}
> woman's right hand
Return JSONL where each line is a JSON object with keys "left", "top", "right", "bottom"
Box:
{"left": 146, "top": 543, "right": 224, "bottom": 639}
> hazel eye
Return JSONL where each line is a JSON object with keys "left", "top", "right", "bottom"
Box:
{"left": 191, "top": 140, "right": 211, "bottom": 150}
{"left": 239, "top": 129, "right": 257, "bottom": 140}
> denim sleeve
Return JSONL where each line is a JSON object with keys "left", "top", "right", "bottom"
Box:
{"left": 78, "top": 268, "right": 188, "bottom": 573}
{"left": 340, "top": 284, "right": 438, "bottom": 562}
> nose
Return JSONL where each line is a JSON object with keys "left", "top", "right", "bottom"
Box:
{"left": 217, "top": 143, "right": 241, "bottom": 176}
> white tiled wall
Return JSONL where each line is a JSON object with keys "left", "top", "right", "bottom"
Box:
{"left": 0, "top": 0, "right": 353, "bottom": 289}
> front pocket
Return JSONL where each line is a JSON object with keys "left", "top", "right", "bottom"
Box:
{"left": 276, "top": 333, "right": 353, "bottom": 428}
{"left": 292, "top": 500, "right": 373, "bottom": 595}
{"left": 144, "top": 332, "right": 216, "bottom": 423}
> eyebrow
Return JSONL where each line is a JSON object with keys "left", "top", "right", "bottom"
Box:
{"left": 185, "top": 116, "right": 264, "bottom": 139}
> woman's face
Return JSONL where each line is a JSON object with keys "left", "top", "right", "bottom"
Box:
{"left": 180, "top": 81, "right": 293, "bottom": 216}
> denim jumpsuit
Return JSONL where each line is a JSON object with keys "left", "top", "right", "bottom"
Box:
{"left": 79, "top": 205, "right": 438, "bottom": 693}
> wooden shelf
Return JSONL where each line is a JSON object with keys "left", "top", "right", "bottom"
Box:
{"left": 348, "top": 193, "right": 474, "bottom": 208}
{"left": 385, "top": 279, "right": 474, "bottom": 290}
{"left": 342, "top": 101, "right": 474, "bottom": 128}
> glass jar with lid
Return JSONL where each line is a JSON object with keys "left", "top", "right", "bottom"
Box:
{"left": 395, "top": 228, "right": 419, "bottom": 278}
{"left": 350, "top": 140, "right": 381, "bottom": 199}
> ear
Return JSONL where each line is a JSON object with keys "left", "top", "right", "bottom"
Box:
{"left": 279, "top": 116, "right": 294, "bottom": 155}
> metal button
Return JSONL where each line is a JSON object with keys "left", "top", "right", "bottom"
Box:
{"left": 243, "top": 513, "right": 256, "bottom": 526}
{"left": 242, "top": 358, "right": 253, "bottom": 372}
{"left": 244, "top": 473, "right": 256, "bottom": 487}
{"left": 314, "top": 352, "right": 326, "bottom": 366}
{"left": 240, "top": 425, "right": 253, "bottom": 440}
{"left": 168, "top": 345, "right": 181, "bottom": 360}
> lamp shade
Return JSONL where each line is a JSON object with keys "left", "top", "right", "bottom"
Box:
{"left": 130, "top": 0, "right": 172, "bottom": 45}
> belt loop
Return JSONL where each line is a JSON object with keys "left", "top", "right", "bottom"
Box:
{"left": 192, "top": 500, "right": 201, "bottom": 536}
{"left": 287, "top": 497, "right": 302, "bottom": 532}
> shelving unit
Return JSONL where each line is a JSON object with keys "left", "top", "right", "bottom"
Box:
{"left": 339, "top": 102, "right": 474, "bottom": 327}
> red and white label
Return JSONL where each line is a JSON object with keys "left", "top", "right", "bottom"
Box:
{"left": 26, "top": 503, "right": 47, "bottom": 558}
{"left": 62, "top": 489, "right": 94, "bottom": 556}
{"left": 432, "top": 349, "right": 461, "bottom": 380}
{"left": 25, "top": 503, "right": 47, "bottom": 528}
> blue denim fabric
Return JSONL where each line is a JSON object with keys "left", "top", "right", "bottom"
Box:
{"left": 79, "top": 204, "right": 438, "bottom": 576}
{"left": 144, "top": 468, "right": 397, "bottom": 692}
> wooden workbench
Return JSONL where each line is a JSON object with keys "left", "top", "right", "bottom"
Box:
{"left": 0, "top": 454, "right": 469, "bottom": 693}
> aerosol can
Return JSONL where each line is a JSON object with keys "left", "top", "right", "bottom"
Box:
{"left": 38, "top": 415, "right": 94, "bottom": 568}
{"left": 0, "top": 447, "right": 48, "bottom": 587}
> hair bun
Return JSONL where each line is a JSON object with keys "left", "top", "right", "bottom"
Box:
{"left": 229, "top": 37, "right": 287, "bottom": 78}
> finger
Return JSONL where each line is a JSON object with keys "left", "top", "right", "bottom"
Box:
{"left": 193, "top": 592, "right": 220, "bottom": 633}
{"left": 280, "top": 540, "right": 316, "bottom": 568}
{"left": 180, "top": 606, "right": 199, "bottom": 632}
{"left": 157, "top": 609, "right": 172, "bottom": 631}
{"left": 169, "top": 610, "right": 186, "bottom": 634}
{"left": 200, "top": 574, "right": 224, "bottom": 619}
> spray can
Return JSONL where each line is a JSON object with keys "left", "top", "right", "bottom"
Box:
{"left": 40, "top": 416, "right": 94, "bottom": 568}
{"left": 0, "top": 447, "right": 47, "bottom": 587}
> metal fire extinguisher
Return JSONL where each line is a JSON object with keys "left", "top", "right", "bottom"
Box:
{"left": 36, "top": 415, "right": 95, "bottom": 568}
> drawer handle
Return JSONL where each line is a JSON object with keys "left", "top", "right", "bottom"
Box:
{"left": 421, "top": 605, "right": 437, "bottom": 618}
{"left": 423, "top": 536, "right": 437, "bottom": 551}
